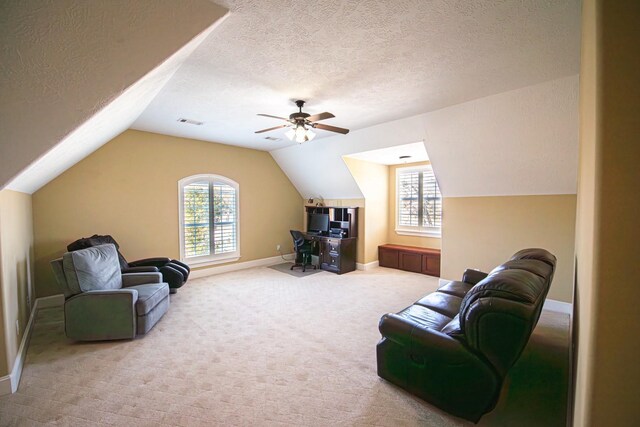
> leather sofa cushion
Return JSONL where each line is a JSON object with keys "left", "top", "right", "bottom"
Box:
{"left": 396, "top": 305, "right": 452, "bottom": 330}
{"left": 128, "top": 283, "right": 169, "bottom": 316}
{"left": 436, "top": 281, "right": 473, "bottom": 298}
{"left": 415, "top": 293, "right": 463, "bottom": 318}
{"left": 62, "top": 244, "right": 122, "bottom": 294}
{"left": 441, "top": 314, "right": 463, "bottom": 336}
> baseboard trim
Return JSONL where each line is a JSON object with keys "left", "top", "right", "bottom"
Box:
{"left": 356, "top": 261, "right": 379, "bottom": 271}
{"left": 543, "top": 298, "right": 573, "bottom": 315}
{"left": 190, "top": 254, "right": 295, "bottom": 279}
{"left": 0, "top": 294, "right": 57, "bottom": 396}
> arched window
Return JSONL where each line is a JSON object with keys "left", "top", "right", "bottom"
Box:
{"left": 178, "top": 174, "right": 240, "bottom": 265}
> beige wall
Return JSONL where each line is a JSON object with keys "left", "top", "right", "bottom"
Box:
{"left": 343, "top": 158, "right": 389, "bottom": 264}
{"left": 441, "top": 195, "right": 576, "bottom": 303}
{"left": 574, "top": 0, "right": 640, "bottom": 425}
{"left": 0, "top": 189, "right": 34, "bottom": 377}
{"left": 33, "top": 130, "right": 303, "bottom": 298}
{"left": 387, "top": 162, "right": 441, "bottom": 250}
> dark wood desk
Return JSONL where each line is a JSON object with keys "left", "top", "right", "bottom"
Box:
{"left": 303, "top": 233, "right": 357, "bottom": 274}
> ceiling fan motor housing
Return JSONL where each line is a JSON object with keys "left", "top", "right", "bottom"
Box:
{"left": 289, "top": 112, "right": 310, "bottom": 121}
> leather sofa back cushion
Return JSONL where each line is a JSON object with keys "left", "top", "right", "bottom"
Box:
{"left": 63, "top": 244, "right": 123, "bottom": 293}
{"left": 456, "top": 264, "right": 550, "bottom": 375}
{"left": 489, "top": 259, "right": 553, "bottom": 280}
{"left": 510, "top": 248, "right": 556, "bottom": 267}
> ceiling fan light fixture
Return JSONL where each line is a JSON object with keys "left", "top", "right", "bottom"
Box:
{"left": 294, "top": 124, "right": 307, "bottom": 142}
{"left": 256, "top": 100, "right": 349, "bottom": 143}
{"left": 306, "top": 129, "right": 316, "bottom": 141}
{"left": 285, "top": 128, "right": 296, "bottom": 140}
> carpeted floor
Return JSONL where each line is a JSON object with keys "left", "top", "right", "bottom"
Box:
{"left": 268, "top": 262, "right": 322, "bottom": 277}
{"left": 0, "top": 266, "right": 569, "bottom": 426}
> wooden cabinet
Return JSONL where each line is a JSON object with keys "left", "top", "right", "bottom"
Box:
{"left": 318, "top": 237, "right": 356, "bottom": 274}
{"left": 378, "top": 246, "right": 399, "bottom": 269}
{"left": 378, "top": 244, "right": 441, "bottom": 277}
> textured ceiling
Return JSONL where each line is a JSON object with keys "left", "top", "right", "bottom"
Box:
{"left": 132, "top": 0, "right": 581, "bottom": 150}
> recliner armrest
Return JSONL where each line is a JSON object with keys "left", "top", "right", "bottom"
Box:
{"left": 128, "top": 257, "right": 172, "bottom": 268}
{"left": 122, "top": 272, "right": 163, "bottom": 287}
{"left": 65, "top": 289, "right": 138, "bottom": 341}
{"left": 379, "top": 313, "right": 460, "bottom": 350}
{"left": 123, "top": 266, "right": 159, "bottom": 274}
{"left": 462, "top": 269, "right": 488, "bottom": 285}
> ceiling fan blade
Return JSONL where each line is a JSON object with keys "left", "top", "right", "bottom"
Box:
{"left": 257, "top": 113, "right": 289, "bottom": 121}
{"left": 255, "top": 125, "right": 288, "bottom": 134}
{"left": 314, "top": 123, "right": 350, "bottom": 135}
{"left": 306, "top": 112, "right": 335, "bottom": 122}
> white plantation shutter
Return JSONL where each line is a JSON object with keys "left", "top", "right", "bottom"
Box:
{"left": 179, "top": 175, "right": 240, "bottom": 264}
{"left": 397, "top": 166, "right": 442, "bottom": 235}
{"left": 183, "top": 181, "right": 211, "bottom": 257}
{"left": 422, "top": 169, "right": 442, "bottom": 229}
{"left": 212, "top": 182, "right": 237, "bottom": 254}
{"left": 398, "top": 170, "right": 420, "bottom": 227}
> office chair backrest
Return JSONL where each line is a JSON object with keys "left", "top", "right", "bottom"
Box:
{"left": 290, "top": 230, "right": 305, "bottom": 249}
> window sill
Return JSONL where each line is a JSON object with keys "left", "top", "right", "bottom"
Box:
{"left": 395, "top": 229, "right": 441, "bottom": 238}
{"left": 182, "top": 255, "right": 240, "bottom": 268}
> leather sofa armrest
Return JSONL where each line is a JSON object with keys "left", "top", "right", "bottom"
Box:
{"left": 379, "top": 313, "right": 415, "bottom": 345}
{"left": 462, "top": 269, "right": 488, "bottom": 285}
{"left": 122, "top": 272, "right": 163, "bottom": 287}
{"left": 128, "top": 257, "right": 172, "bottom": 268}
{"left": 123, "top": 266, "right": 159, "bottom": 274}
{"left": 379, "top": 313, "right": 493, "bottom": 371}
{"left": 380, "top": 313, "right": 468, "bottom": 355}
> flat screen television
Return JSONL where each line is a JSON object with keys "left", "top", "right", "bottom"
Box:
{"left": 308, "top": 213, "right": 330, "bottom": 233}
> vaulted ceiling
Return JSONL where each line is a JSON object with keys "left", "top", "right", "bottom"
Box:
{"left": 1, "top": 0, "right": 582, "bottom": 198}
{"left": 132, "top": 0, "right": 581, "bottom": 150}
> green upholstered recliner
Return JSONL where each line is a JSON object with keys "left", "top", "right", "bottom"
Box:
{"left": 51, "top": 243, "right": 170, "bottom": 341}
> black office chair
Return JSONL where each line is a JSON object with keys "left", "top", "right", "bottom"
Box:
{"left": 290, "top": 230, "right": 317, "bottom": 272}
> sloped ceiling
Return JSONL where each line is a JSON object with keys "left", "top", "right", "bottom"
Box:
{"left": 131, "top": 0, "right": 580, "bottom": 151}
{"left": 0, "top": 0, "right": 228, "bottom": 191}
{"left": 271, "top": 76, "right": 579, "bottom": 199}
{"left": 1, "top": 0, "right": 581, "bottom": 200}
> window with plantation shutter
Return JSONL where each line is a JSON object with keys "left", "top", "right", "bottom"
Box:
{"left": 178, "top": 174, "right": 240, "bottom": 265}
{"left": 396, "top": 165, "right": 442, "bottom": 236}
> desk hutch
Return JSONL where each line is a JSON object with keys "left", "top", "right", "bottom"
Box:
{"left": 304, "top": 206, "right": 358, "bottom": 274}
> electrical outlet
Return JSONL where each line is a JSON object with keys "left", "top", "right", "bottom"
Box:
{"left": 276, "top": 244, "right": 281, "bottom": 252}
{"left": 15, "top": 319, "right": 19, "bottom": 336}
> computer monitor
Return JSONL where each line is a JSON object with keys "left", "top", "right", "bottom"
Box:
{"left": 308, "top": 213, "right": 330, "bottom": 233}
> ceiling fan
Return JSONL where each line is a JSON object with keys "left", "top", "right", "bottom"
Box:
{"left": 255, "top": 100, "right": 349, "bottom": 143}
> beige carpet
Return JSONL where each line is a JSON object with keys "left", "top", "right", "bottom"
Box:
{"left": 0, "top": 267, "right": 569, "bottom": 426}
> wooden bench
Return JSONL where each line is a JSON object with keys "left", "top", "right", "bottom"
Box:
{"left": 378, "top": 244, "right": 441, "bottom": 277}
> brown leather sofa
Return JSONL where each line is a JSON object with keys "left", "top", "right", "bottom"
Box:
{"left": 376, "top": 248, "right": 556, "bottom": 422}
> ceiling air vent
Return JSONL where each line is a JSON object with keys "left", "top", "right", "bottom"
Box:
{"left": 264, "top": 136, "right": 281, "bottom": 141}
{"left": 177, "top": 118, "right": 204, "bottom": 126}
